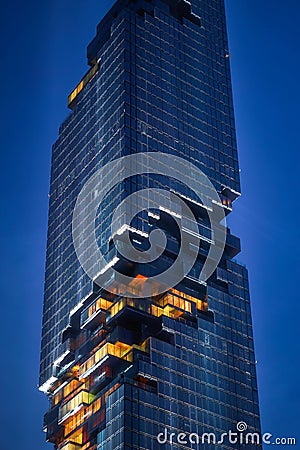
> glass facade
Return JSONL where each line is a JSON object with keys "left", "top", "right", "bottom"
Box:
{"left": 40, "top": 1, "right": 261, "bottom": 449}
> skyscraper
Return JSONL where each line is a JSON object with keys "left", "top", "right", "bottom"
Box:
{"left": 40, "top": 1, "right": 261, "bottom": 449}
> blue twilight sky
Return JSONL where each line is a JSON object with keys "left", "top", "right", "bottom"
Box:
{"left": 0, "top": 1, "right": 299, "bottom": 449}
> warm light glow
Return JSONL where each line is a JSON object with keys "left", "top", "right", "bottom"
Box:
{"left": 79, "top": 342, "right": 130, "bottom": 378}
{"left": 68, "top": 63, "right": 99, "bottom": 108}
{"left": 64, "top": 409, "right": 87, "bottom": 437}
{"left": 60, "top": 443, "right": 82, "bottom": 450}
{"left": 59, "top": 391, "right": 95, "bottom": 422}
{"left": 79, "top": 339, "right": 150, "bottom": 379}
{"left": 170, "top": 289, "right": 208, "bottom": 312}
{"left": 162, "top": 293, "right": 192, "bottom": 313}
{"left": 87, "top": 297, "right": 113, "bottom": 319}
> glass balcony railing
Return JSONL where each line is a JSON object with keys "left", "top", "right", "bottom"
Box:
{"left": 59, "top": 390, "right": 95, "bottom": 422}
{"left": 79, "top": 342, "right": 131, "bottom": 379}
{"left": 106, "top": 297, "right": 154, "bottom": 321}
{"left": 60, "top": 442, "right": 82, "bottom": 450}
{"left": 79, "top": 339, "right": 150, "bottom": 379}
{"left": 105, "top": 290, "right": 208, "bottom": 323}
{"left": 80, "top": 297, "right": 113, "bottom": 328}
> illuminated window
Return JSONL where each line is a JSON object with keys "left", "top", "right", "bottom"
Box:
{"left": 59, "top": 391, "right": 95, "bottom": 422}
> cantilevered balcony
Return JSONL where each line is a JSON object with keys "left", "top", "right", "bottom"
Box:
{"left": 80, "top": 297, "right": 113, "bottom": 330}
{"left": 60, "top": 442, "right": 82, "bottom": 450}
{"left": 58, "top": 390, "right": 95, "bottom": 424}
{"left": 78, "top": 339, "right": 149, "bottom": 380}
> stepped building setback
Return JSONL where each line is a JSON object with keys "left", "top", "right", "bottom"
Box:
{"left": 40, "top": 1, "right": 261, "bottom": 449}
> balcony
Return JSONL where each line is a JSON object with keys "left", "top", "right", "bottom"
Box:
{"left": 80, "top": 297, "right": 113, "bottom": 330}
{"left": 60, "top": 443, "right": 82, "bottom": 450}
{"left": 106, "top": 290, "right": 208, "bottom": 327}
{"left": 107, "top": 297, "right": 153, "bottom": 322}
{"left": 79, "top": 342, "right": 131, "bottom": 380}
{"left": 79, "top": 338, "right": 150, "bottom": 380}
{"left": 59, "top": 390, "right": 95, "bottom": 423}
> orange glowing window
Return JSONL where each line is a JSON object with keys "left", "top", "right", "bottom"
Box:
{"left": 60, "top": 443, "right": 82, "bottom": 450}
{"left": 79, "top": 342, "right": 132, "bottom": 378}
{"left": 88, "top": 297, "right": 113, "bottom": 318}
{"left": 170, "top": 289, "right": 208, "bottom": 311}
{"left": 68, "top": 63, "right": 99, "bottom": 108}
{"left": 64, "top": 409, "right": 86, "bottom": 436}
{"left": 59, "top": 391, "right": 95, "bottom": 422}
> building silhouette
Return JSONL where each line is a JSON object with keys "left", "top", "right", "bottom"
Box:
{"left": 40, "top": 1, "right": 261, "bottom": 449}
